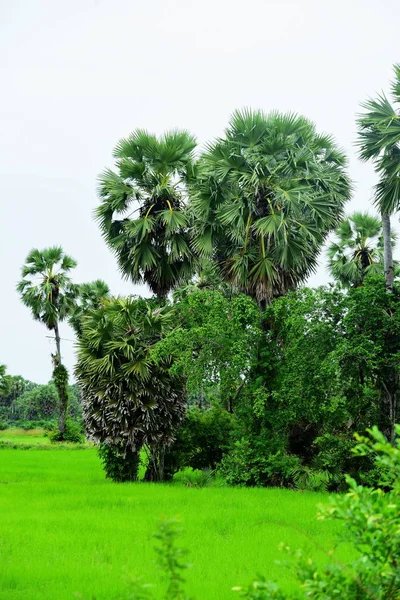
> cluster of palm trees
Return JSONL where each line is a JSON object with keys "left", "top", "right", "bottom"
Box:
{"left": 97, "top": 110, "right": 351, "bottom": 307}
{"left": 16, "top": 65, "right": 400, "bottom": 474}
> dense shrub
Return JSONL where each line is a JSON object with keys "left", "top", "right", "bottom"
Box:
{"left": 220, "top": 434, "right": 300, "bottom": 487}
{"left": 164, "top": 407, "right": 234, "bottom": 478}
{"left": 49, "top": 419, "right": 84, "bottom": 443}
{"left": 98, "top": 442, "right": 142, "bottom": 482}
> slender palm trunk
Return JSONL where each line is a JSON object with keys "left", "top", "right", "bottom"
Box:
{"left": 53, "top": 321, "right": 68, "bottom": 436}
{"left": 382, "top": 212, "right": 394, "bottom": 292}
{"left": 54, "top": 321, "right": 61, "bottom": 362}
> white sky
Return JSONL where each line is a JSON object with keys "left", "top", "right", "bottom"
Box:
{"left": 1, "top": 0, "right": 399, "bottom": 383}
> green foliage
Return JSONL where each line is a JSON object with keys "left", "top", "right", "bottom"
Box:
{"left": 154, "top": 518, "right": 192, "bottom": 600}
{"left": 13, "top": 384, "right": 58, "bottom": 420}
{"left": 219, "top": 279, "right": 400, "bottom": 488}
{"left": 17, "top": 246, "right": 78, "bottom": 330}
{"left": 97, "top": 442, "right": 142, "bottom": 482}
{"left": 96, "top": 129, "right": 197, "bottom": 298}
{"left": 336, "top": 277, "right": 400, "bottom": 440}
{"left": 191, "top": 109, "right": 351, "bottom": 305}
{"left": 153, "top": 288, "right": 261, "bottom": 408}
{"left": 220, "top": 435, "right": 300, "bottom": 488}
{"left": 164, "top": 407, "right": 234, "bottom": 477}
{"left": 328, "top": 212, "right": 395, "bottom": 287}
{"left": 69, "top": 279, "right": 111, "bottom": 337}
{"left": 49, "top": 419, "right": 84, "bottom": 443}
{"left": 357, "top": 64, "right": 400, "bottom": 216}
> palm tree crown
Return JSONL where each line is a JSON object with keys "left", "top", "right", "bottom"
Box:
{"left": 357, "top": 64, "right": 400, "bottom": 215}
{"left": 17, "top": 247, "right": 78, "bottom": 330}
{"left": 190, "top": 109, "right": 351, "bottom": 305}
{"left": 96, "top": 129, "right": 197, "bottom": 299}
{"left": 328, "top": 212, "right": 396, "bottom": 287}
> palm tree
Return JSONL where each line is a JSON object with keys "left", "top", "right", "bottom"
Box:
{"left": 17, "top": 247, "right": 78, "bottom": 435}
{"left": 328, "top": 212, "right": 396, "bottom": 288}
{"left": 190, "top": 109, "right": 351, "bottom": 307}
{"left": 96, "top": 129, "right": 197, "bottom": 300}
{"left": 357, "top": 64, "right": 400, "bottom": 292}
{"left": 75, "top": 297, "right": 186, "bottom": 482}
{"left": 0, "top": 365, "right": 11, "bottom": 401}
{"left": 69, "top": 279, "right": 110, "bottom": 337}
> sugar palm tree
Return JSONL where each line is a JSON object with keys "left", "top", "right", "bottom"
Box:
{"left": 328, "top": 212, "right": 396, "bottom": 288}
{"left": 357, "top": 64, "right": 400, "bottom": 292}
{"left": 96, "top": 129, "right": 197, "bottom": 299}
{"left": 69, "top": 279, "right": 110, "bottom": 337}
{"left": 17, "top": 247, "right": 78, "bottom": 435}
{"left": 75, "top": 297, "right": 186, "bottom": 482}
{"left": 190, "top": 109, "right": 351, "bottom": 307}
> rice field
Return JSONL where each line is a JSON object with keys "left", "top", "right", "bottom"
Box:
{"left": 0, "top": 431, "right": 351, "bottom": 600}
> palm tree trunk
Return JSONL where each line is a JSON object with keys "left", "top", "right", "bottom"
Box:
{"left": 53, "top": 321, "right": 67, "bottom": 436}
{"left": 54, "top": 321, "right": 61, "bottom": 362}
{"left": 382, "top": 212, "right": 394, "bottom": 292}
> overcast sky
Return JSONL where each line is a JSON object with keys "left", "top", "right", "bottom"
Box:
{"left": 1, "top": 0, "right": 399, "bottom": 383}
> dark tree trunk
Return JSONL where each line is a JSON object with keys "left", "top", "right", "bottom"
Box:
{"left": 144, "top": 446, "right": 166, "bottom": 482}
{"left": 124, "top": 446, "right": 142, "bottom": 481}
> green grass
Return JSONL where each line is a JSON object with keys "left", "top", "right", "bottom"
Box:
{"left": 0, "top": 428, "right": 49, "bottom": 444}
{"left": 0, "top": 447, "right": 352, "bottom": 600}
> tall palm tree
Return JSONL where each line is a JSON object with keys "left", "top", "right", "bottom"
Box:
{"left": 96, "top": 129, "right": 197, "bottom": 299}
{"left": 17, "top": 247, "right": 78, "bottom": 435}
{"left": 75, "top": 297, "right": 186, "bottom": 482}
{"left": 190, "top": 109, "right": 351, "bottom": 307}
{"left": 357, "top": 64, "right": 400, "bottom": 292}
{"left": 328, "top": 212, "right": 396, "bottom": 288}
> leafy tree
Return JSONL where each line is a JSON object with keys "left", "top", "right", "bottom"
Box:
{"left": 152, "top": 287, "right": 262, "bottom": 412}
{"left": 190, "top": 109, "right": 351, "bottom": 307}
{"left": 96, "top": 130, "right": 197, "bottom": 299}
{"left": 328, "top": 212, "right": 395, "bottom": 287}
{"left": 75, "top": 297, "right": 186, "bottom": 482}
{"left": 336, "top": 277, "right": 400, "bottom": 442}
{"left": 17, "top": 246, "right": 78, "bottom": 436}
{"left": 14, "top": 384, "right": 58, "bottom": 420}
{"left": 357, "top": 64, "right": 400, "bottom": 292}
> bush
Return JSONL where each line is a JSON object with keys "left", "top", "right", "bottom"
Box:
{"left": 172, "top": 467, "right": 221, "bottom": 488}
{"left": 98, "top": 443, "right": 142, "bottom": 482}
{"left": 49, "top": 419, "right": 84, "bottom": 443}
{"left": 220, "top": 433, "right": 300, "bottom": 487}
{"left": 164, "top": 407, "right": 234, "bottom": 478}
{"left": 0, "top": 421, "right": 8, "bottom": 430}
